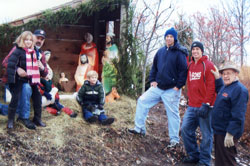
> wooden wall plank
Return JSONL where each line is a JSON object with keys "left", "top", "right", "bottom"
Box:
{"left": 0, "top": 6, "right": 122, "bottom": 92}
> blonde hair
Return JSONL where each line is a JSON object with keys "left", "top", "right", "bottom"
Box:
{"left": 87, "top": 70, "right": 98, "bottom": 79}
{"left": 15, "top": 31, "right": 35, "bottom": 48}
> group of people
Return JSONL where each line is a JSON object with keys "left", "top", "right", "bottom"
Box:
{"left": 128, "top": 27, "right": 249, "bottom": 166}
{"left": 0, "top": 29, "right": 115, "bottom": 130}
{"left": 0, "top": 26, "right": 248, "bottom": 165}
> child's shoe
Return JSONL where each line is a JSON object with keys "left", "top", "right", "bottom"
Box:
{"left": 70, "top": 112, "right": 78, "bottom": 118}
{"left": 100, "top": 117, "right": 114, "bottom": 125}
{"left": 86, "top": 116, "right": 98, "bottom": 123}
{"left": 56, "top": 110, "right": 61, "bottom": 116}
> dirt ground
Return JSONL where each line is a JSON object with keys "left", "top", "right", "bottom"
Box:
{"left": 0, "top": 95, "right": 249, "bottom": 166}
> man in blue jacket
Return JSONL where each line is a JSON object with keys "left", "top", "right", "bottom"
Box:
{"left": 211, "top": 61, "right": 249, "bottom": 166}
{"left": 128, "top": 27, "right": 188, "bottom": 148}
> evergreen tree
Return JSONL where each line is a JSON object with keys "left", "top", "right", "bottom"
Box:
{"left": 114, "top": 2, "right": 143, "bottom": 98}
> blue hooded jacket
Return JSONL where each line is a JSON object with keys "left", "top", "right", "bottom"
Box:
{"left": 149, "top": 41, "right": 188, "bottom": 90}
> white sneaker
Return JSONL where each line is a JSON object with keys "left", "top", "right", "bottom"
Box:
{"left": 167, "top": 141, "right": 179, "bottom": 148}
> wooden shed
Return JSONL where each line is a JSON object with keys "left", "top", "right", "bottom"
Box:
{"left": 0, "top": 0, "right": 126, "bottom": 91}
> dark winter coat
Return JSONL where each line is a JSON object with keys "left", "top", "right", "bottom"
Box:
{"left": 149, "top": 41, "right": 188, "bottom": 90}
{"left": 7, "top": 45, "right": 43, "bottom": 111}
{"left": 6, "top": 45, "right": 48, "bottom": 84}
{"left": 212, "top": 78, "right": 249, "bottom": 139}
{"left": 77, "top": 80, "right": 105, "bottom": 107}
{"left": 7, "top": 46, "right": 30, "bottom": 84}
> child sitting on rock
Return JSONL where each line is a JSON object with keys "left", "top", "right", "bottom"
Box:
{"left": 76, "top": 70, "right": 114, "bottom": 125}
{"left": 39, "top": 75, "right": 77, "bottom": 118}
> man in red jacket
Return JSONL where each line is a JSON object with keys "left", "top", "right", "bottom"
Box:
{"left": 181, "top": 41, "right": 216, "bottom": 166}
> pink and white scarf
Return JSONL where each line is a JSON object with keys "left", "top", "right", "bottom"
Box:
{"left": 24, "top": 48, "right": 40, "bottom": 84}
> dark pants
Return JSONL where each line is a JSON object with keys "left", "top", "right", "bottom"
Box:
{"left": 9, "top": 81, "right": 42, "bottom": 118}
{"left": 9, "top": 81, "right": 23, "bottom": 110}
{"left": 30, "top": 85, "right": 42, "bottom": 111}
{"left": 214, "top": 134, "right": 238, "bottom": 166}
{"left": 181, "top": 107, "right": 213, "bottom": 165}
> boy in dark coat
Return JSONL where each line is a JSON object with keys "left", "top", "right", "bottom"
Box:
{"left": 76, "top": 70, "right": 114, "bottom": 125}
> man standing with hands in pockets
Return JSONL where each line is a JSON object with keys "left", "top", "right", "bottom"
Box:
{"left": 128, "top": 27, "right": 188, "bottom": 148}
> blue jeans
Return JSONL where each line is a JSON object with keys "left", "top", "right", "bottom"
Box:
{"left": 134, "top": 87, "right": 181, "bottom": 143}
{"left": 2, "top": 83, "right": 32, "bottom": 118}
{"left": 83, "top": 108, "right": 107, "bottom": 122}
{"left": 0, "top": 102, "right": 8, "bottom": 115}
{"left": 16, "top": 83, "right": 32, "bottom": 119}
{"left": 181, "top": 106, "right": 213, "bottom": 166}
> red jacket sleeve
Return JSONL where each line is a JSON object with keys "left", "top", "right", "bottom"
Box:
{"left": 204, "top": 61, "right": 216, "bottom": 105}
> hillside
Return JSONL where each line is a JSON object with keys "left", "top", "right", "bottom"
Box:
{"left": 0, "top": 95, "right": 249, "bottom": 166}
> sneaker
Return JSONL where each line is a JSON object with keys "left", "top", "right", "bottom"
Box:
{"left": 56, "top": 110, "right": 61, "bottom": 116}
{"left": 182, "top": 156, "right": 199, "bottom": 164}
{"left": 101, "top": 117, "right": 114, "bottom": 125}
{"left": 70, "top": 112, "right": 78, "bottom": 118}
{"left": 86, "top": 116, "right": 98, "bottom": 123}
{"left": 128, "top": 128, "right": 145, "bottom": 136}
{"left": 167, "top": 141, "right": 179, "bottom": 148}
{"left": 17, "top": 118, "right": 36, "bottom": 130}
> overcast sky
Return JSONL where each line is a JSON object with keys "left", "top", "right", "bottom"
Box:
{"left": 0, "top": 0, "right": 219, "bottom": 24}
{"left": 0, "top": 0, "right": 72, "bottom": 24}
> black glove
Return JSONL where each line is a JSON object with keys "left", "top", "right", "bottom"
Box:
{"left": 197, "top": 103, "right": 210, "bottom": 119}
{"left": 86, "top": 104, "right": 95, "bottom": 112}
{"left": 98, "top": 104, "right": 104, "bottom": 110}
{"left": 44, "top": 92, "right": 52, "bottom": 100}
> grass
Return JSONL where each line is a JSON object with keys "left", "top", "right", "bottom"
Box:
{"left": 0, "top": 95, "right": 141, "bottom": 165}
{"left": 0, "top": 69, "right": 249, "bottom": 165}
